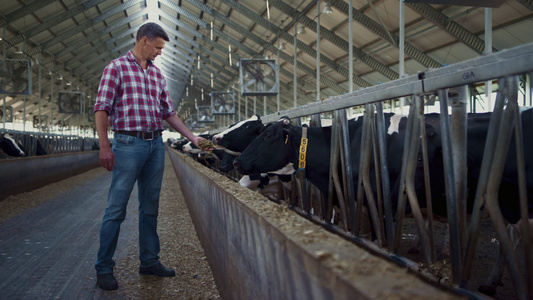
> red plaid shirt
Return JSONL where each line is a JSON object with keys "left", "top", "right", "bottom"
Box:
{"left": 94, "top": 50, "right": 175, "bottom": 132}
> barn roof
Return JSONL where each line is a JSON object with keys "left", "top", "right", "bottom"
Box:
{"left": 1, "top": 0, "right": 532, "bottom": 132}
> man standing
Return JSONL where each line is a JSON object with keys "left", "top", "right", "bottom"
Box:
{"left": 93, "top": 22, "right": 207, "bottom": 290}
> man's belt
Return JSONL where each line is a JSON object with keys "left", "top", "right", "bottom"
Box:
{"left": 115, "top": 130, "right": 162, "bottom": 141}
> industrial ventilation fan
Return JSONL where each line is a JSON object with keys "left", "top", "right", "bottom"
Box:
{"left": 32, "top": 115, "right": 48, "bottom": 129}
{"left": 58, "top": 92, "right": 83, "bottom": 114}
{"left": 185, "top": 116, "right": 204, "bottom": 130}
{"left": 197, "top": 106, "right": 215, "bottom": 123}
{"left": 211, "top": 91, "right": 235, "bottom": 115}
{"left": 239, "top": 58, "right": 279, "bottom": 96}
{"left": 0, "top": 59, "right": 33, "bottom": 95}
{"left": 0, "top": 106, "right": 13, "bottom": 122}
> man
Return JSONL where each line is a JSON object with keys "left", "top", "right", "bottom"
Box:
{"left": 93, "top": 22, "right": 208, "bottom": 291}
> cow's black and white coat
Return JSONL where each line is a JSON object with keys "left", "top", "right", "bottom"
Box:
{"left": 0, "top": 134, "right": 25, "bottom": 157}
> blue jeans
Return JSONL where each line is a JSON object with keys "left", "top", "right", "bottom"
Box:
{"left": 95, "top": 133, "right": 166, "bottom": 274}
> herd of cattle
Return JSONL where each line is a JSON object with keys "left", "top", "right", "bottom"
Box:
{"left": 172, "top": 109, "right": 532, "bottom": 298}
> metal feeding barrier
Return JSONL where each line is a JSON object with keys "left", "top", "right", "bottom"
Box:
{"left": 205, "top": 42, "right": 533, "bottom": 299}
{"left": 0, "top": 130, "right": 99, "bottom": 156}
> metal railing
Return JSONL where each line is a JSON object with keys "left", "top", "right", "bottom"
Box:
{"left": 0, "top": 129, "right": 99, "bottom": 157}
{"left": 206, "top": 42, "right": 533, "bottom": 299}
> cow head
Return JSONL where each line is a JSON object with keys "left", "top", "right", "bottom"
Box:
{"left": 212, "top": 115, "right": 264, "bottom": 153}
{"left": 233, "top": 117, "right": 297, "bottom": 176}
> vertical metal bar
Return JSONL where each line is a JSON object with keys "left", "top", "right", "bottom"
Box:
{"left": 371, "top": 121, "right": 383, "bottom": 227}
{"left": 404, "top": 95, "right": 432, "bottom": 264}
{"left": 484, "top": 76, "right": 527, "bottom": 299}
{"left": 359, "top": 104, "right": 382, "bottom": 246}
{"left": 527, "top": 72, "right": 533, "bottom": 106}
{"left": 329, "top": 112, "right": 347, "bottom": 228}
{"left": 327, "top": 115, "right": 338, "bottom": 224}
{"left": 2, "top": 25, "right": 5, "bottom": 129}
{"left": 485, "top": 8, "right": 493, "bottom": 109}
{"left": 340, "top": 108, "right": 356, "bottom": 234}
{"left": 354, "top": 107, "right": 370, "bottom": 236}
{"left": 293, "top": 23, "right": 298, "bottom": 109}
{"left": 393, "top": 97, "right": 416, "bottom": 253}
{"left": 276, "top": 39, "right": 280, "bottom": 113}
{"left": 38, "top": 53, "right": 42, "bottom": 132}
{"left": 375, "top": 102, "right": 394, "bottom": 251}
{"left": 245, "top": 96, "right": 248, "bottom": 118}
{"left": 418, "top": 99, "right": 436, "bottom": 262}
{"left": 461, "top": 77, "right": 507, "bottom": 288}
{"left": 51, "top": 68, "right": 54, "bottom": 134}
{"left": 438, "top": 88, "right": 461, "bottom": 285}
{"left": 348, "top": 0, "right": 353, "bottom": 94}
{"left": 316, "top": 0, "right": 320, "bottom": 103}
{"left": 237, "top": 91, "right": 241, "bottom": 122}
{"left": 399, "top": 0, "right": 405, "bottom": 112}
{"left": 451, "top": 85, "right": 469, "bottom": 256}
{"left": 510, "top": 91, "right": 532, "bottom": 299}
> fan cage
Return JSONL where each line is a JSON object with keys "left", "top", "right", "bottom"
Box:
{"left": 0, "top": 59, "right": 33, "bottom": 96}
{"left": 185, "top": 116, "right": 205, "bottom": 130}
{"left": 239, "top": 58, "right": 279, "bottom": 96}
{"left": 58, "top": 92, "right": 83, "bottom": 114}
{"left": 210, "top": 91, "right": 235, "bottom": 115}
{"left": 197, "top": 106, "right": 215, "bottom": 123}
{"left": 0, "top": 106, "right": 14, "bottom": 122}
{"left": 32, "top": 115, "right": 49, "bottom": 129}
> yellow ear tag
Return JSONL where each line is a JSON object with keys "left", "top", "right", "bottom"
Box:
{"left": 285, "top": 134, "right": 289, "bottom": 144}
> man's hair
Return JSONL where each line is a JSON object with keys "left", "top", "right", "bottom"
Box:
{"left": 136, "top": 22, "right": 169, "bottom": 42}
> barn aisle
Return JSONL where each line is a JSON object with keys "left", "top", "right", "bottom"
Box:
{"left": 0, "top": 151, "right": 220, "bottom": 299}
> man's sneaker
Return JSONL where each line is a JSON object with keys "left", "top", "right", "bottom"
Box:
{"left": 139, "top": 262, "right": 176, "bottom": 277}
{"left": 96, "top": 273, "right": 118, "bottom": 290}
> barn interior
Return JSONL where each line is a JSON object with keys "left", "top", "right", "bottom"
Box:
{"left": 1, "top": 0, "right": 532, "bottom": 133}
{"left": 1, "top": 1, "right": 533, "bottom": 299}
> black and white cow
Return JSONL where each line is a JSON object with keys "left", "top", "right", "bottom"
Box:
{"left": 233, "top": 115, "right": 380, "bottom": 196}
{"left": 212, "top": 115, "right": 293, "bottom": 198}
{"left": 387, "top": 109, "right": 532, "bottom": 296}
{"left": 0, "top": 133, "right": 25, "bottom": 157}
{"left": 233, "top": 114, "right": 400, "bottom": 236}
{"left": 24, "top": 135, "right": 47, "bottom": 156}
{"left": 212, "top": 114, "right": 264, "bottom": 155}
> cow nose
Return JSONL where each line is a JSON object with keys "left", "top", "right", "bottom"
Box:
{"left": 212, "top": 135, "right": 221, "bottom": 145}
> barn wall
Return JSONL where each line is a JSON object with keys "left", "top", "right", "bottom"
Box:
{"left": 0, "top": 151, "right": 99, "bottom": 201}
{"left": 167, "top": 148, "right": 464, "bottom": 300}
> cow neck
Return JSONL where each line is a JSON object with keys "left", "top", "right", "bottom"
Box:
{"left": 296, "top": 126, "right": 309, "bottom": 177}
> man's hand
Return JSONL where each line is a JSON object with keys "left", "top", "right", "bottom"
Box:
{"left": 99, "top": 144, "right": 115, "bottom": 171}
{"left": 193, "top": 136, "right": 214, "bottom": 151}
